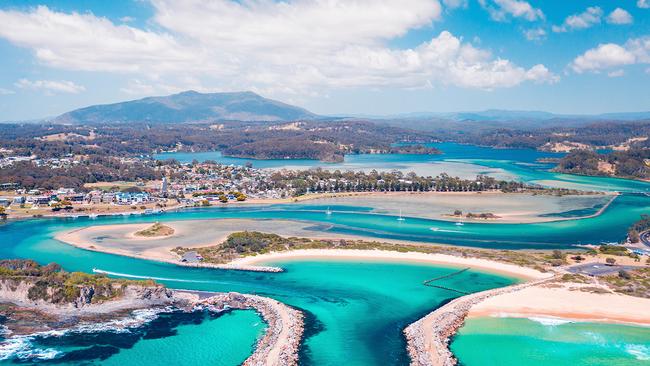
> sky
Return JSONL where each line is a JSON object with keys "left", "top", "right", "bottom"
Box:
{"left": 0, "top": 0, "right": 649, "bottom": 120}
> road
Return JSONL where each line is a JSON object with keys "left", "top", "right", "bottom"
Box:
{"left": 640, "top": 230, "right": 650, "bottom": 248}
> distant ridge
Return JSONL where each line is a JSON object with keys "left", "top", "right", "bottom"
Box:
{"left": 349, "top": 109, "right": 650, "bottom": 122}
{"left": 53, "top": 90, "right": 318, "bottom": 124}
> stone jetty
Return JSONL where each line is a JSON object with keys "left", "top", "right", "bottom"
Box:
{"left": 196, "top": 292, "right": 304, "bottom": 366}
{"left": 404, "top": 277, "right": 554, "bottom": 366}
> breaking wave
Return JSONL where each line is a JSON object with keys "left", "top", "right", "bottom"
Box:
{"left": 528, "top": 316, "right": 573, "bottom": 326}
{"left": 625, "top": 344, "right": 650, "bottom": 361}
{"left": 0, "top": 306, "right": 173, "bottom": 362}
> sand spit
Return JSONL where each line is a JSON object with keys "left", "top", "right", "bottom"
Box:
{"left": 191, "top": 292, "right": 304, "bottom": 366}
{"left": 230, "top": 249, "right": 549, "bottom": 280}
{"left": 403, "top": 277, "right": 554, "bottom": 366}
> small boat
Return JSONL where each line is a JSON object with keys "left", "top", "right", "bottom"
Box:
{"left": 397, "top": 209, "right": 405, "bottom": 221}
{"left": 89, "top": 214, "right": 98, "bottom": 219}
{"left": 455, "top": 221, "right": 464, "bottom": 226}
{"left": 325, "top": 207, "right": 332, "bottom": 215}
{"left": 430, "top": 227, "right": 439, "bottom": 231}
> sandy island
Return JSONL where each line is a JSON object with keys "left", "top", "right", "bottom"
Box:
{"left": 229, "top": 249, "right": 550, "bottom": 280}
{"left": 55, "top": 219, "right": 557, "bottom": 277}
{"left": 55, "top": 219, "right": 387, "bottom": 271}
{"left": 274, "top": 190, "right": 616, "bottom": 224}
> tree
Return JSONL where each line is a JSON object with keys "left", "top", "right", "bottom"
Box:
{"left": 0, "top": 206, "right": 6, "bottom": 219}
{"left": 551, "top": 250, "right": 564, "bottom": 260}
{"left": 605, "top": 257, "right": 616, "bottom": 266}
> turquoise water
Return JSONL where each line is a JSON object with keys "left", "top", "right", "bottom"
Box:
{"left": 5, "top": 192, "right": 646, "bottom": 252}
{"left": 0, "top": 310, "right": 264, "bottom": 365}
{"left": 153, "top": 142, "right": 650, "bottom": 193}
{"left": 1, "top": 143, "right": 648, "bottom": 364}
{"left": 100, "top": 310, "right": 264, "bottom": 366}
{"left": 0, "top": 220, "right": 517, "bottom": 365}
{"left": 451, "top": 317, "right": 650, "bottom": 366}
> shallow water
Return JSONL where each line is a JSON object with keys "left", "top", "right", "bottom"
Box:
{"left": 0, "top": 221, "right": 518, "bottom": 366}
{"left": 0, "top": 310, "right": 264, "bottom": 365}
{"left": 451, "top": 317, "right": 650, "bottom": 366}
{"left": 154, "top": 142, "right": 650, "bottom": 193}
{"left": 2, "top": 143, "right": 649, "bottom": 364}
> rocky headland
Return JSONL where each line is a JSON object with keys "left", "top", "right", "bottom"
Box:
{"left": 0, "top": 260, "right": 304, "bottom": 366}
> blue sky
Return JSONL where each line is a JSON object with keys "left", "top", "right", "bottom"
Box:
{"left": 0, "top": 0, "right": 648, "bottom": 120}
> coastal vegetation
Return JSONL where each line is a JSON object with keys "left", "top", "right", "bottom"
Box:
{"left": 134, "top": 222, "right": 175, "bottom": 237}
{"left": 627, "top": 215, "right": 650, "bottom": 243}
{"left": 0, "top": 259, "right": 156, "bottom": 305}
{"left": 448, "top": 211, "right": 500, "bottom": 220}
{"left": 173, "top": 231, "right": 582, "bottom": 272}
{"left": 602, "top": 268, "right": 650, "bottom": 298}
{"left": 554, "top": 149, "right": 650, "bottom": 180}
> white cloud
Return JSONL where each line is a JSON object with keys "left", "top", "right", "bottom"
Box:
{"left": 0, "top": 2, "right": 556, "bottom": 96}
{"left": 606, "top": 8, "right": 633, "bottom": 24}
{"left": 523, "top": 28, "right": 546, "bottom": 41}
{"left": 0, "top": 88, "right": 14, "bottom": 95}
{"left": 607, "top": 69, "right": 625, "bottom": 77}
{"left": 570, "top": 37, "right": 650, "bottom": 73}
{"left": 552, "top": 7, "right": 602, "bottom": 32}
{"left": 14, "top": 79, "right": 86, "bottom": 94}
{"left": 638, "top": 0, "right": 650, "bottom": 9}
{"left": 479, "top": 0, "right": 544, "bottom": 21}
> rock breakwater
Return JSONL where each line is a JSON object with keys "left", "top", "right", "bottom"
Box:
{"left": 404, "top": 277, "right": 554, "bottom": 366}
{"left": 196, "top": 292, "right": 304, "bottom": 366}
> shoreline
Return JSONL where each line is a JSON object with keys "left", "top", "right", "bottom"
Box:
{"left": 4, "top": 189, "right": 618, "bottom": 225}
{"left": 191, "top": 292, "right": 304, "bottom": 366}
{"left": 228, "top": 249, "right": 551, "bottom": 280}
{"left": 404, "top": 278, "right": 650, "bottom": 366}
{"left": 55, "top": 221, "right": 552, "bottom": 279}
{"left": 0, "top": 288, "right": 304, "bottom": 366}
{"left": 467, "top": 282, "right": 650, "bottom": 327}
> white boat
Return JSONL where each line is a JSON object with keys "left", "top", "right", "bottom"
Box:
{"left": 325, "top": 207, "right": 332, "bottom": 215}
{"left": 89, "top": 214, "right": 98, "bottom": 219}
{"left": 397, "top": 209, "right": 405, "bottom": 221}
{"left": 455, "top": 221, "right": 464, "bottom": 226}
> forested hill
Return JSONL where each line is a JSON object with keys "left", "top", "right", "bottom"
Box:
{"left": 53, "top": 90, "right": 318, "bottom": 124}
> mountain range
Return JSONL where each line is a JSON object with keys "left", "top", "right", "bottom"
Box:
{"left": 37, "top": 90, "right": 650, "bottom": 125}
{"left": 53, "top": 90, "right": 317, "bottom": 124}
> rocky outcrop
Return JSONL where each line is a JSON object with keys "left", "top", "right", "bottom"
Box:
{"left": 1, "top": 278, "right": 302, "bottom": 366}
{"left": 197, "top": 292, "right": 304, "bottom": 366}
{"left": 0, "top": 278, "right": 176, "bottom": 315}
{"left": 404, "top": 277, "right": 555, "bottom": 366}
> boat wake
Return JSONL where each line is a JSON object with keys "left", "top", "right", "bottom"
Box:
{"left": 93, "top": 269, "right": 220, "bottom": 284}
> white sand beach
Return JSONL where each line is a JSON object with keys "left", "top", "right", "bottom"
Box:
{"left": 229, "top": 249, "right": 551, "bottom": 280}
{"left": 469, "top": 282, "right": 650, "bottom": 326}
